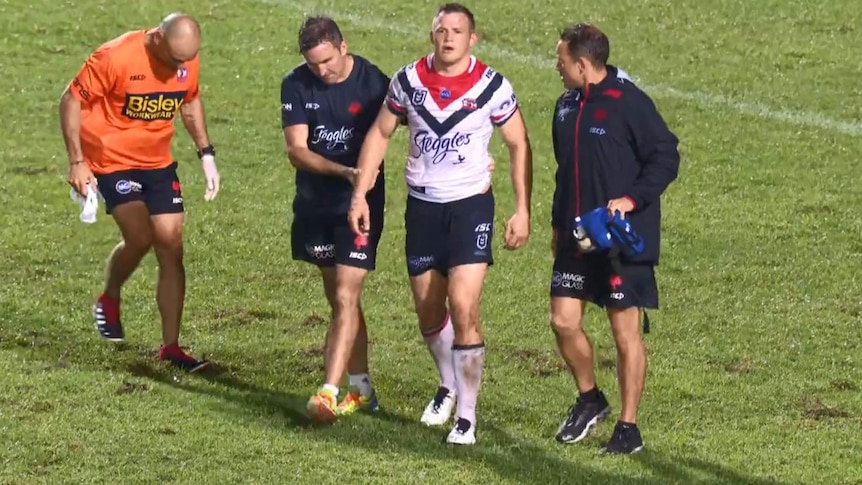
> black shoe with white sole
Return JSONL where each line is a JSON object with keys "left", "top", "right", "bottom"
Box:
{"left": 555, "top": 390, "right": 611, "bottom": 443}
{"left": 600, "top": 421, "right": 644, "bottom": 454}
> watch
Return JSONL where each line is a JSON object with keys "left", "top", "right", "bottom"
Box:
{"left": 197, "top": 144, "right": 215, "bottom": 159}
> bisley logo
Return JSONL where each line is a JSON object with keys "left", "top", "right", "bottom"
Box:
{"left": 122, "top": 91, "right": 186, "bottom": 121}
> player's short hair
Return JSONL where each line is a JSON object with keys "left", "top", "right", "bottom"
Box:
{"left": 435, "top": 3, "right": 476, "bottom": 32}
{"left": 298, "top": 15, "right": 344, "bottom": 53}
{"left": 559, "top": 23, "right": 610, "bottom": 68}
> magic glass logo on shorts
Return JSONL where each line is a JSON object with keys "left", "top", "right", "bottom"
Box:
{"left": 122, "top": 91, "right": 186, "bottom": 121}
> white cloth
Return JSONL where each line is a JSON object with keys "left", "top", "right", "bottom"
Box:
{"left": 69, "top": 183, "right": 100, "bottom": 224}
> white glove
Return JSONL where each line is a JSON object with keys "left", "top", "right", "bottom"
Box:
{"left": 573, "top": 226, "right": 595, "bottom": 252}
{"left": 201, "top": 154, "right": 220, "bottom": 201}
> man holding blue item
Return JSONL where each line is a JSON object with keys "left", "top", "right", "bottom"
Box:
{"left": 548, "top": 23, "right": 680, "bottom": 454}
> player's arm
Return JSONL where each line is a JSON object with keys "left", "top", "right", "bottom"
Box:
{"left": 180, "top": 97, "right": 212, "bottom": 151}
{"left": 497, "top": 108, "right": 533, "bottom": 218}
{"left": 59, "top": 49, "right": 113, "bottom": 165}
{"left": 352, "top": 72, "right": 406, "bottom": 197}
{"left": 283, "top": 124, "right": 355, "bottom": 178}
{"left": 352, "top": 106, "right": 400, "bottom": 196}
{"left": 622, "top": 91, "right": 681, "bottom": 210}
{"left": 279, "top": 76, "right": 353, "bottom": 179}
{"left": 59, "top": 89, "right": 85, "bottom": 166}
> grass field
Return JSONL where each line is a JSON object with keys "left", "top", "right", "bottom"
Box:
{"left": 2, "top": 0, "right": 862, "bottom": 483}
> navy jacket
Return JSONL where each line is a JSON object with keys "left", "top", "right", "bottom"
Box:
{"left": 551, "top": 66, "right": 680, "bottom": 265}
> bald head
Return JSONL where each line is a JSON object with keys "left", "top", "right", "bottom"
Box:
{"left": 159, "top": 13, "right": 201, "bottom": 39}
{"left": 150, "top": 12, "right": 201, "bottom": 69}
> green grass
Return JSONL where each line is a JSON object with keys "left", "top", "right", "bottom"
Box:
{"left": 2, "top": 0, "right": 862, "bottom": 483}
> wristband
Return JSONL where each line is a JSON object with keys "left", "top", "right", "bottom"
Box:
{"left": 197, "top": 144, "right": 215, "bottom": 159}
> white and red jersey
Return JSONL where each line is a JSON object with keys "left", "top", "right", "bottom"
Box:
{"left": 386, "top": 55, "right": 519, "bottom": 203}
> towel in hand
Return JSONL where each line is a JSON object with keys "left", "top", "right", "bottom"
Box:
{"left": 69, "top": 183, "right": 100, "bottom": 224}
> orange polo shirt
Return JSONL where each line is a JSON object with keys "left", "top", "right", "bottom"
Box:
{"left": 68, "top": 29, "right": 200, "bottom": 175}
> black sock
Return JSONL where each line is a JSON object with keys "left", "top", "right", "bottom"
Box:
{"left": 579, "top": 386, "right": 600, "bottom": 402}
{"left": 617, "top": 420, "right": 637, "bottom": 429}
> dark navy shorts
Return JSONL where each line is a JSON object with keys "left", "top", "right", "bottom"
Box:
{"left": 550, "top": 249, "right": 659, "bottom": 309}
{"left": 95, "top": 162, "right": 183, "bottom": 215}
{"left": 404, "top": 189, "right": 495, "bottom": 277}
{"left": 290, "top": 199, "right": 384, "bottom": 271}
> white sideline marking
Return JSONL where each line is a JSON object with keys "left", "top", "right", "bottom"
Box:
{"left": 260, "top": 0, "right": 862, "bottom": 137}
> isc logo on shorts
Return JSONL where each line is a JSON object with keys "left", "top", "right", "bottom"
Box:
{"left": 122, "top": 91, "right": 186, "bottom": 121}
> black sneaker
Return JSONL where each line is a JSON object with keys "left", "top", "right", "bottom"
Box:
{"left": 555, "top": 390, "right": 611, "bottom": 443}
{"left": 600, "top": 421, "right": 644, "bottom": 454}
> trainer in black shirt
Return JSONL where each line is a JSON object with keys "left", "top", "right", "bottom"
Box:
{"left": 279, "top": 16, "right": 389, "bottom": 424}
{"left": 547, "top": 23, "right": 680, "bottom": 455}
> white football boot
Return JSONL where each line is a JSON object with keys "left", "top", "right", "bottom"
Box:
{"left": 420, "top": 386, "right": 456, "bottom": 426}
{"left": 446, "top": 418, "right": 476, "bottom": 445}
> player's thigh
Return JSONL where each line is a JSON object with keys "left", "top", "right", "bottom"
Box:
{"left": 599, "top": 263, "right": 659, "bottom": 311}
{"left": 447, "top": 263, "right": 488, "bottom": 324}
{"left": 550, "top": 296, "right": 589, "bottom": 335}
{"left": 409, "top": 270, "right": 449, "bottom": 328}
{"left": 141, "top": 162, "right": 184, "bottom": 217}
{"left": 320, "top": 267, "right": 338, "bottom": 307}
{"left": 331, "top": 264, "right": 369, "bottom": 308}
{"left": 107, "top": 199, "right": 154, "bottom": 250}
{"left": 447, "top": 189, "right": 495, "bottom": 268}
{"left": 149, "top": 212, "right": 185, "bottom": 262}
{"left": 291, "top": 216, "right": 336, "bottom": 268}
{"left": 404, "top": 195, "right": 446, "bottom": 276}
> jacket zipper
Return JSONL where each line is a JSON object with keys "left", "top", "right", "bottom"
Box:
{"left": 573, "top": 93, "right": 587, "bottom": 216}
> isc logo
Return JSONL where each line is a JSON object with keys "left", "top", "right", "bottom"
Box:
{"left": 349, "top": 251, "right": 368, "bottom": 260}
{"left": 122, "top": 91, "right": 186, "bottom": 121}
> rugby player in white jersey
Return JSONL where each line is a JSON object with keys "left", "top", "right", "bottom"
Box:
{"left": 348, "top": 2, "right": 533, "bottom": 445}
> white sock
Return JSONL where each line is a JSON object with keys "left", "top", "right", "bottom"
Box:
{"left": 422, "top": 313, "right": 456, "bottom": 393}
{"left": 348, "top": 373, "right": 373, "bottom": 396}
{"left": 322, "top": 383, "right": 339, "bottom": 397}
{"left": 453, "top": 343, "right": 486, "bottom": 426}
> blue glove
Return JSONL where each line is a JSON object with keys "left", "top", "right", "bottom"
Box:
{"left": 572, "top": 207, "right": 613, "bottom": 253}
{"left": 573, "top": 207, "right": 644, "bottom": 258}
{"left": 607, "top": 210, "right": 645, "bottom": 258}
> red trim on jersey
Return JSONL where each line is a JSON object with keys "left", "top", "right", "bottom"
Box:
{"left": 387, "top": 98, "right": 406, "bottom": 113}
{"left": 415, "top": 55, "right": 487, "bottom": 110}
{"left": 490, "top": 112, "right": 509, "bottom": 123}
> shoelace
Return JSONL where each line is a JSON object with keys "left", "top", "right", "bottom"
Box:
{"left": 431, "top": 387, "right": 449, "bottom": 411}
{"left": 455, "top": 418, "right": 470, "bottom": 433}
{"left": 610, "top": 426, "right": 629, "bottom": 444}
{"left": 565, "top": 397, "right": 589, "bottom": 425}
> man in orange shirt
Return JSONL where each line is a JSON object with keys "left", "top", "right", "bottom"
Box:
{"left": 60, "top": 12, "right": 220, "bottom": 372}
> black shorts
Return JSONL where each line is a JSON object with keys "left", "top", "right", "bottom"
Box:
{"left": 550, "top": 252, "right": 658, "bottom": 309}
{"left": 95, "top": 162, "right": 183, "bottom": 215}
{"left": 404, "top": 189, "right": 495, "bottom": 277}
{"left": 290, "top": 204, "right": 384, "bottom": 271}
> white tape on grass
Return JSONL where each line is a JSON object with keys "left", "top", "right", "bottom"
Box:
{"left": 261, "top": 0, "right": 862, "bottom": 137}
